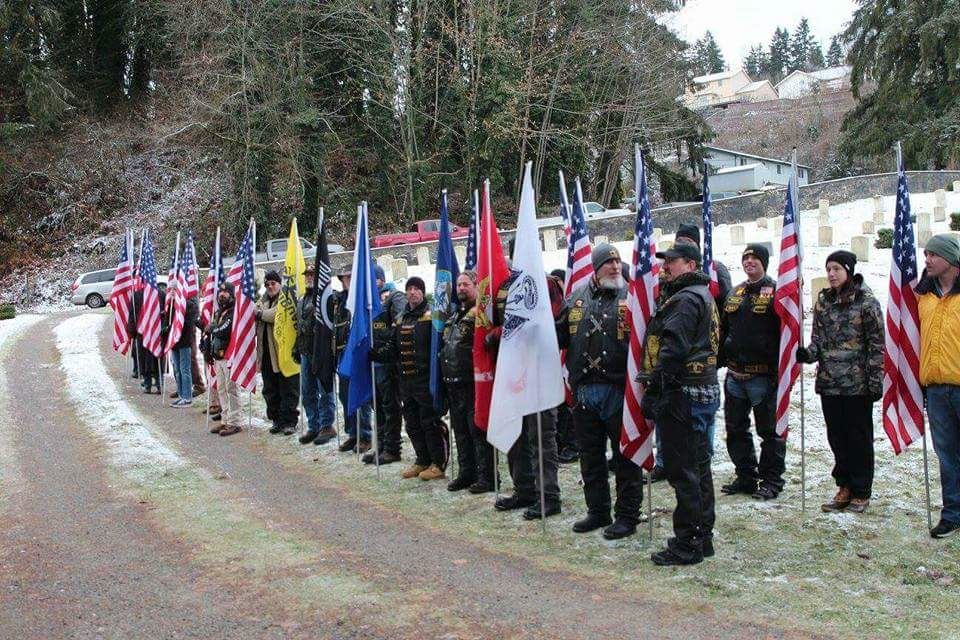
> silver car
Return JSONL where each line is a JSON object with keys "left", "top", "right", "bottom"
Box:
{"left": 70, "top": 269, "right": 167, "bottom": 308}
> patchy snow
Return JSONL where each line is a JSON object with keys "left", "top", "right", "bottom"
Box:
{"left": 0, "top": 314, "right": 44, "bottom": 351}
{"left": 53, "top": 314, "right": 186, "bottom": 478}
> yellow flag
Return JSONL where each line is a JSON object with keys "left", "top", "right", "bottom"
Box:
{"left": 274, "top": 217, "right": 306, "bottom": 377}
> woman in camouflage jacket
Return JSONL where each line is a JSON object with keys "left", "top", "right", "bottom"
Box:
{"left": 798, "top": 250, "right": 884, "bottom": 514}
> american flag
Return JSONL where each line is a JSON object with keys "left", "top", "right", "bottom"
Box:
{"left": 164, "top": 251, "right": 178, "bottom": 311}
{"left": 226, "top": 223, "right": 258, "bottom": 392}
{"left": 620, "top": 146, "right": 659, "bottom": 470}
{"left": 182, "top": 232, "right": 200, "bottom": 299}
{"left": 136, "top": 230, "right": 164, "bottom": 357}
{"left": 565, "top": 177, "right": 594, "bottom": 296}
{"left": 882, "top": 150, "right": 923, "bottom": 454}
{"left": 701, "top": 169, "right": 720, "bottom": 298}
{"left": 164, "top": 239, "right": 187, "bottom": 356}
{"left": 109, "top": 229, "right": 135, "bottom": 354}
{"left": 773, "top": 175, "right": 803, "bottom": 437}
{"left": 133, "top": 231, "right": 144, "bottom": 292}
{"left": 465, "top": 190, "right": 480, "bottom": 271}
{"left": 200, "top": 234, "right": 224, "bottom": 328}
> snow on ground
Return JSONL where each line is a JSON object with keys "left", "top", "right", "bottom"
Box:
{"left": 0, "top": 314, "right": 44, "bottom": 351}
{"left": 54, "top": 314, "right": 187, "bottom": 478}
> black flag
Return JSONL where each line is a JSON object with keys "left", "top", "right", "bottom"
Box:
{"left": 311, "top": 211, "right": 336, "bottom": 392}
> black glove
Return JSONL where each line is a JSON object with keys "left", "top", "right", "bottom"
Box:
{"left": 796, "top": 346, "right": 811, "bottom": 364}
{"left": 869, "top": 385, "right": 882, "bottom": 403}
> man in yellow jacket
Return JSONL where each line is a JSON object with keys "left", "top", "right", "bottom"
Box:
{"left": 917, "top": 233, "right": 960, "bottom": 538}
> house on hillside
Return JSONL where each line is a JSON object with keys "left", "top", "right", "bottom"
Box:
{"left": 776, "top": 66, "right": 852, "bottom": 99}
{"left": 704, "top": 145, "right": 812, "bottom": 197}
{"left": 684, "top": 69, "right": 752, "bottom": 108}
{"left": 734, "top": 79, "right": 778, "bottom": 103}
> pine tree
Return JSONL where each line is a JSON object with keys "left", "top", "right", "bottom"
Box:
{"left": 743, "top": 44, "right": 769, "bottom": 78}
{"left": 768, "top": 27, "right": 790, "bottom": 82}
{"left": 789, "top": 18, "right": 817, "bottom": 72}
{"left": 809, "top": 43, "right": 825, "bottom": 69}
{"left": 826, "top": 36, "right": 844, "bottom": 67}
{"left": 693, "top": 31, "right": 725, "bottom": 75}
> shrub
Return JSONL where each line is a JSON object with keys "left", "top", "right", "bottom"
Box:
{"left": 0, "top": 304, "right": 15, "bottom": 320}
{"left": 875, "top": 228, "right": 893, "bottom": 249}
{"left": 951, "top": 213, "right": 960, "bottom": 232}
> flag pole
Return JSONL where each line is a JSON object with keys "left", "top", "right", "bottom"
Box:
{"left": 647, "top": 470, "right": 654, "bottom": 542}
{"left": 483, "top": 178, "right": 501, "bottom": 504}
{"left": 162, "top": 230, "right": 182, "bottom": 405}
{"left": 792, "top": 148, "right": 807, "bottom": 515}
{"left": 535, "top": 412, "right": 547, "bottom": 534}
{"left": 205, "top": 226, "right": 221, "bottom": 435}
{"left": 250, "top": 218, "right": 257, "bottom": 430}
{"left": 126, "top": 228, "right": 140, "bottom": 380}
{"left": 364, "top": 202, "right": 381, "bottom": 480}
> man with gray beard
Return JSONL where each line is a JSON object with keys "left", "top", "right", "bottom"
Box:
{"left": 559, "top": 243, "right": 642, "bottom": 539}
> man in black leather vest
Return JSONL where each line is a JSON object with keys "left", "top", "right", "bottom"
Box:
{"left": 639, "top": 243, "right": 720, "bottom": 566}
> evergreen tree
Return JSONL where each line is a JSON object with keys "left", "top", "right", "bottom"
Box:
{"left": 693, "top": 31, "right": 725, "bottom": 75}
{"left": 768, "top": 27, "right": 790, "bottom": 82}
{"left": 826, "top": 36, "right": 844, "bottom": 67}
{"left": 809, "top": 43, "right": 825, "bottom": 69}
{"left": 743, "top": 44, "right": 769, "bottom": 78}
{"left": 840, "top": 0, "right": 960, "bottom": 169}
{"left": 789, "top": 18, "right": 817, "bottom": 72}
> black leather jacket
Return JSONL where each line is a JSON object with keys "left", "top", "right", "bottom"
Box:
{"left": 209, "top": 302, "right": 234, "bottom": 360}
{"left": 560, "top": 278, "right": 629, "bottom": 389}
{"left": 440, "top": 301, "right": 476, "bottom": 384}
{"left": 719, "top": 275, "right": 780, "bottom": 375}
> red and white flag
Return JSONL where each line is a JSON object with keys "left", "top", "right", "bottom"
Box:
{"left": 136, "top": 230, "right": 164, "bottom": 357}
{"left": 110, "top": 228, "right": 135, "bottom": 354}
{"left": 773, "top": 166, "right": 803, "bottom": 437}
{"left": 226, "top": 222, "right": 258, "bottom": 392}
{"left": 163, "top": 234, "right": 186, "bottom": 355}
{"left": 882, "top": 148, "right": 924, "bottom": 453}
{"left": 562, "top": 174, "right": 593, "bottom": 296}
{"left": 182, "top": 232, "right": 200, "bottom": 299}
{"left": 620, "top": 146, "right": 660, "bottom": 470}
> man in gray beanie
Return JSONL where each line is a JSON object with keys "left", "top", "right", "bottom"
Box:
{"left": 917, "top": 233, "right": 960, "bottom": 538}
{"left": 558, "top": 242, "right": 643, "bottom": 539}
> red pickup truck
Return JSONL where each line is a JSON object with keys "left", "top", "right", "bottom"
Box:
{"left": 372, "top": 219, "right": 469, "bottom": 248}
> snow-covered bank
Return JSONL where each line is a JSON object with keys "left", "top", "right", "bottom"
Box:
{"left": 54, "top": 314, "right": 186, "bottom": 478}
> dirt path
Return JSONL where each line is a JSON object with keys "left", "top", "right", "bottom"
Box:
{"left": 0, "top": 313, "right": 827, "bottom": 639}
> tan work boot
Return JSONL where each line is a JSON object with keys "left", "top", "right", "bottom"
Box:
{"left": 209, "top": 423, "right": 224, "bottom": 434}
{"left": 401, "top": 464, "right": 427, "bottom": 479}
{"left": 847, "top": 498, "right": 869, "bottom": 513}
{"left": 418, "top": 464, "right": 446, "bottom": 481}
{"left": 821, "top": 487, "right": 851, "bottom": 512}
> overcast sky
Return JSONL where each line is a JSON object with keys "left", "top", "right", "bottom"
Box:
{"left": 667, "top": 1, "right": 859, "bottom": 70}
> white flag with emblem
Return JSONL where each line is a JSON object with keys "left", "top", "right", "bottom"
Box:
{"left": 487, "top": 162, "right": 565, "bottom": 452}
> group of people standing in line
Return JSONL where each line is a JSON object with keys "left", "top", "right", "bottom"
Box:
{"left": 125, "top": 225, "right": 960, "bottom": 566}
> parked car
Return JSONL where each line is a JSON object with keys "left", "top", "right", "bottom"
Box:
{"left": 372, "top": 219, "right": 468, "bottom": 248}
{"left": 70, "top": 269, "right": 167, "bottom": 309}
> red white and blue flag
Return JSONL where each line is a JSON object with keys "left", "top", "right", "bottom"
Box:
{"left": 110, "top": 228, "right": 135, "bottom": 354}
{"left": 182, "top": 232, "right": 200, "bottom": 299}
{"left": 226, "top": 222, "right": 258, "bottom": 392}
{"left": 564, "top": 176, "right": 594, "bottom": 296}
{"left": 465, "top": 190, "right": 480, "bottom": 272}
{"left": 620, "top": 146, "right": 659, "bottom": 470}
{"left": 701, "top": 168, "right": 720, "bottom": 298}
{"left": 773, "top": 169, "right": 803, "bottom": 437}
{"left": 883, "top": 148, "right": 924, "bottom": 454}
{"left": 164, "top": 237, "right": 187, "bottom": 356}
{"left": 200, "top": 229, "right": 224, "bottom": 389}
{"left": 136, "top": 230, "right": 164, "bottom": 358}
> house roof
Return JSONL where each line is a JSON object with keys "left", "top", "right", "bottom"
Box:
{"left": 692, "top": 69, "right": 743, "bottom": 84}
{"left": 735, "top": 80, "right": 775, "bottom": 95}
{"left": 715, "top": 163, "right": 762, "bottom": 175}
{"left": 704, "top": 145, "right": 813, "bottom": 170}
{"left": 775, "top": 70, "right": 815, "bottom": 89}
{"left": 809, "top": 65, "right": 851, "bottom": 81}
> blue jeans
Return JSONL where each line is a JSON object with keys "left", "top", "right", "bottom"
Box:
{"left": 926, "top": 385, "right": 960, "bottom": 524}
{"left": 171, "top": 346, "right": 193, "bottom": 401}
{"left": 655, "top": 392, "right": 719, "bottom": 467}
{"left": 300, "top": 353, "right": 338, "bottom": 433}
{"left": 338, "top": 375, "right": 372, "bottom": 440}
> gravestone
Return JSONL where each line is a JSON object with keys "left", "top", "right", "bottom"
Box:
{"left": 376, "top": 254, "right": 394, "bottom": 270}
{"left": 652, "top": 227, "right": 663, "bottom": 241}
{"left": 917, "top": 211, "right": 932, "bottom": 233}
{"left": 595, "top": 235, "right": 609, "bottom": 245}
{"left": 730, "top": 225, "right": 745, "bottom": 245}
{"left": 934, "top": 206, "right": 946, "bottom": 223}
{"left": 862, "top": 221, "right": 875, "bottom": 235}
{"left": 920, "top": 229, "right": 934, "bottom": 247}
{"left": 771, "top": 217, "right": 783, "bottom": 236}
{"left": 657, "top": 240, "right": 674, "bottom": 252}
{"left": 873, "top": 196, "right": 885, "bottom": 224}
{"left": 454, "top": 245, "right": 467, "bottom": 266}
{"left": 811, "top": 276, "right": 830, "bottom": 301}
{"left": 953, "top": 180, "right": 960, "bottom": 193}
{"left": 756, "top": 217, "right": 768, "bottom": 229}
{"left": 818, "top": 225, "right": 833, "bottom": 247}
{"left": 818, "top": 199, "right": 830, "bottom": 225}
{"left": 936, "top": 189, "right": 947, "bottom": 209}
{"left": 416, "top": 245, "right": 431, "bottom": 266}
{"left": 391, "top": 258, "right": 408, "bottom": 280}
{"left": 542, "top": 228, "right": 558, "bottom": 252}
{"left": 851, "top": 235, "right": 870, "bottom": 262}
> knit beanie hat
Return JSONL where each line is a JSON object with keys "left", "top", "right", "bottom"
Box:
{"left": 591, "top": 243, "right": 621, "bottom": 272}
{"left": 925, "top": 234, "right": 960, "bottom": 267}
{"left": 264, "top": 269, "right": 282, "bottom": 284}
{"left": 675, "top": 223, "right": 701, "bottom": 246}
{"left": 742, "top": 243, "right": 770, "bottom": 271}
{"left": 826, "top": 250, "right": 857, "bottom": 274}
{"left": 405, "top": 276, "right": 426, "bottom": 293}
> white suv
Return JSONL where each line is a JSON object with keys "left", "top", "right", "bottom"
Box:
{"left": 70, "top": 269, "right": 167, "bottom": 308}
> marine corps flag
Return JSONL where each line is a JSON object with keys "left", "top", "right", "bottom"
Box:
{"left": 274, "top": 217, "right": 306, "bottom": 377}
{"left": 472, "top": 180, "right": 510, "bottom": 431}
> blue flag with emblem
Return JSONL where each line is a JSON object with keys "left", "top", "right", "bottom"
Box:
{"left": 430, "top": 190, "right": 461, "bottom": 411}
{"left": 338, "top": 202, "right": 383, "bottom": 417}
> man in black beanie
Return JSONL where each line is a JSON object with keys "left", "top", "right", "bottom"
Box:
{"left": 718, "top": 243, "right": 786, "bottom": 500}
{"left": 674, "top": 223, "right": 731, "bottom": 305}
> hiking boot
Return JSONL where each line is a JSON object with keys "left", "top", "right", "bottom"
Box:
{"left": 752, "top": 483, "right": 780, "bottom": 501}
{"left": 703, "top": 538, "right": 715, "bottom": 558}
{"left": 299, "top": 431, "right": 318, "bottom": 445}
{"left": 357, "top": 439, "right": 372, "bottom": 454}
{"left": 494, "top": 494, "right": 535, "bottom": 512}
{"left": 207, "top": 406, "right": 222, "bottom": 415}
{"left": 558, "top": 447, "right": 579, "bottom": 464}
{"left": 648, "top": 465, "right": 667, "bottom": 483}
{"left": 651, "top": 548, "right": 702, "bottom": 566}
{"left": 401, "top": 463, "right": 428, "bottom": 479}
{"left": 523, "top": 502, "right": 561, "bottom": 520}
{"left": 721, "top": 477, "right": 757, "bottom": 496}
{"left": 847, "top": 498, "right": 869, "bottom": 514}
{"left": 268, "top": 424, "right": 284, "bottom": 434}
{"left": 314, "top": 427, "right": 337, "bottom": 445}
{"left": 930, "top": 519, "right": 960, "bottom": 539}
{"left": 821, "top": 487, "right": 852, "bottom": 512}
{"left": 447, "top": 476, "right": 475, "bottom": 492}
{"left": 338, "top": 437, "right": 357, "bottom": 452}
{"left": 282, "top": 425, "right": 297, "bottom": 436}
{"left": 362, "top": 450, "right": 377, "bottom": 464}
{"left": 210, "top": 423, "right": 224, "bottom": 434}
{"left": 211, "top": 413, "right": 222, "bottom": 422}
{"left": 219, "top": 424, "right": 242, "bottom": 437}
{"left": 418, "top": 464, "right": 446, "bottom": 481}
{"left": 379, "top": 451, "right": 402, "bottom": 465}
{"left": 467, "top": 480, "right": 494, "bottom": 494}
{"left": 602, "top": 519, "right": 637, "bottom": 540}
{"left": 192, "top": 385, "right": 206, "bottom": 398}
{"left": 572, "top": 513, "right": 613, "bottom": 533}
